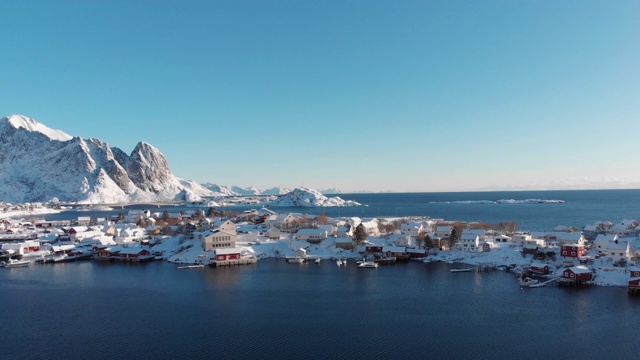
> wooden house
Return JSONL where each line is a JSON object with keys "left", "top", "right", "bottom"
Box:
{"left": 628, "top": 266, "right": 640, "bottom": 294}
{"left": 560, "top": 244, "right": 586, "bottom": 258}
{"left": 529, "top": 261, "right": 551, "bottom": 275}
{"left": 561, "top": 266, "right": 593, "bottom": 284}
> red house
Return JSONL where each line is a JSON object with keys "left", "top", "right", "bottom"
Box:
{"left": 628, "top": 266, "right": 640, "bottom": 294}
{"left": 562, "top": 266, "right": 593, "bottom": 283}
{"left": 560, "top": 244, "right": 586, "bottom": 258}
{"left": 530, "top": 261, "right": 551, "bottom": 275}
{"left": 365, "top": 245, "right": 383, "bottom": 254}
{"left": 214, "top": 248, "right": 241, "bottom": 262}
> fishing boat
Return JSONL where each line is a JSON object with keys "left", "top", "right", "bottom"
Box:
{"left": 519, "top": 277, "right": 539, "bottom": 287}
{"left": 357, "top": 261, "right": 379, "bottom": 268}
{"left": 314, "top": 258, "right": 321, "bottom": 264}
{"left": 177, "top": 264, "right": 205, "bottom": 269}
{"left": 1, "top": 258, "right": 30, "bottom": 268}
{"left": 286, "top": 257, "right": 305, "bottom": 264}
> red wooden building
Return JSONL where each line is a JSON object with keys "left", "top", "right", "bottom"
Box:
{"left": 561, "top": 266, "right": 593, "bottom": 283}
{"left": 214, "top": 248, "right": 241, "bottom": 262}
{"left": 529, "top": 261, "right": 551, "bottom": 275}
{"left": 560, "top": 244, "right": 586, "bottom": 258}
{"left": 628, "top": 266, "right": 640, "bottom": 294}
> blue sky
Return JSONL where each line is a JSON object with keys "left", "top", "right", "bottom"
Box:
{"left": 2, "top": 1, "right": 640, "bottom": 192}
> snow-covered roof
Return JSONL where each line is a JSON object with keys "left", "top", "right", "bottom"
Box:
{"left": 296, "top": 228, "right": 326, "bottom": 235}
{"left": 568, "top": 265, "right": 591, "bottom": 274}
{"left": 383, "top": 245, "right": 406, "bottom": 253}
{"left": 607, "top": 240, "right": 628, "bottom": 250}
{"left": 530, "top": 261, "right": 549, "bottom": 268}
{"left": 595, "top": 234, "right": 618, "bottom": 242}
{"left": 214, "top": 247, "right": 241, "bottom": 255}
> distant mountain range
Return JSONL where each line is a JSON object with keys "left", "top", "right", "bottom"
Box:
{"left": 0, "top": 115, "right": 346, "bottom": 204}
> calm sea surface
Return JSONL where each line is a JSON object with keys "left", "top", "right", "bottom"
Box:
{"left": 1, "top": 260, "right": 638, "bottom": 359}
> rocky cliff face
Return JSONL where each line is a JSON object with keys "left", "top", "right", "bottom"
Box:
{"left": 0, "top": 115, "right": 212, "bottom": 203}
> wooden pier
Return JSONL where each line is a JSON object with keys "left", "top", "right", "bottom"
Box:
{"left": 476, "top": 262, "right": 497, "bottom": 272}
{"left": 209, "top": 258, "right": 258, "bottom": 267}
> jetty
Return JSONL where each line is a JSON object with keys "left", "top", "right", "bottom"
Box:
{"left": 209, "top": 257, "right": 258, "bottom": 267}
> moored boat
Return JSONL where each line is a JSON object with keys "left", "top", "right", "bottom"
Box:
{"left": 449, "top": 267, "right": 476, "bottom": 273}
{"left": 357, "top": 261, "right": 379, "bottom": 268}
{"left": 519, "top": 277, "right": 539, "bottom": 287}
{"left": 177, "top": 264, "right": 205, "bottom": 269}
{"left": 1, "top": 258, "right": 30, "bottom": 268}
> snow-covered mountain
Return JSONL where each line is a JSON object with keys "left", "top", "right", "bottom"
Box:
{"left": 261, "top": 187, "right": 291, "bottom": 195}
{"left": 269, "top": 187, "right": 361, "bottom": 207}
{"left": 201, "top": 183, "right": 238, "bottom": 196}
{"left": 0, "top": 115, "right": 213, "bottom": 203}
{"left": 231, "top": 186, "right": 261, "bottom": 196}
{"left": 201, "top": 183, "right": 292, "bottom": 196}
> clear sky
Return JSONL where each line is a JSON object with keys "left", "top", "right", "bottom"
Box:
{"left": 2, "top": 1, "right": 639, "bottom": 193}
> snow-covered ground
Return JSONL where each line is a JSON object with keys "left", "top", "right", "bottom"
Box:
{"left": 1, "top": 206, "right": 61, "bottom": 219}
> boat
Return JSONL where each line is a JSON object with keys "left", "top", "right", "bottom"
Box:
{"left": 449, "top": 267, "right": 476, "bottom": 273}
{"left": 357, "top": 261, "right": 379, "bottom": 268}
{"left": 40, "top": 253, "right": 69, "bottom": 263}
{"left": 519, "top": 277, "right": 539, "bottom": 287}
{"left": 376, "top": 256, "right": 396, "bottom": 265}
{"left": 314, "top": 258, "right": 321, "bottom": 264}
{"left": 336, "top": 260, "right": 343, "bottom": 267}
{"left": 1, "top": 258, "right": 30, "bottom": 268}
{"left": 286, "top": 257, "right": 305, "bottom": 264}
{"left": 177, "top": 264, "right": 205, "bottom": 269}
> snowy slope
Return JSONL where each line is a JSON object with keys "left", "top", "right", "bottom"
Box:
{"left": 0, "top": 115, "right": 213, "bottom": 203}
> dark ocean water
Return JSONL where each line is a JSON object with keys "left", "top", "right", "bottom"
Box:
{"left": 43, "top": 189, "right": 640, "bottom": 231}
{"left": 1, "top": 260, "right": 638, "bottom": 359}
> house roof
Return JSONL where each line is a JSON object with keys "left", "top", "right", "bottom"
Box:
{"left": 530, "top": 261, "right": 549, "bottom": 268}
{"left": 383, "top": 245, "right": 406, "bottom": 253}
{"left": 567, "top": 266, "right": 591, "bottom": 274}
{"left": 214, "top": 247, "right": 241, "bottom": 255}
{"left": 296, "top": 228, "right": 326, "bottom": 235}
{"left": 595, "top": 233, "right": 618, "bottom": 242}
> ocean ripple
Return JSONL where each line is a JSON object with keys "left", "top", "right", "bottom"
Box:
{"left": 429, "top": 199, "right": 566, "bottom": 204}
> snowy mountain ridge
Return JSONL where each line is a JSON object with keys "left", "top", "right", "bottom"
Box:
{"left": 201, "top": 183, "right": 292, "bottom": 196}
{"left": 0, "top": 115, "right": 213, "bottom": 203}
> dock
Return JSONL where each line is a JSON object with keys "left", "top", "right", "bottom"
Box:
{"left": 209, "top": 258, "right": 258, "bottom": 267}
{"left": 476, "top": 262, "right": 497, "bottom": 272}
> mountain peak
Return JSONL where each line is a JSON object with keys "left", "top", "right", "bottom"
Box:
{"left": 2, "top": 114, "right": 73, "bottom": 142}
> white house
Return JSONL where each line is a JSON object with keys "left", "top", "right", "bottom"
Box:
{"left": 435, "top": 226, "right": 452, "bottom": 239}
{"left": 458, "top": 233, "right": 484, "bottom": 252}
{"left": 388, "top": 233, "right": 413, "bottom": 247}
{"left": 594, "top": 234, "right": 619, "bottom": 253}
{"left": 511, "top": 233, "right": 532, "bottom": 247}
{"left": 204, "top": 230, "right": 237, "bottom": 251}
{"left": 400, "top": 222, "right": 424, "bottom": 237}
{"left": 602, "top": 240, "right": 632, "bottom": 263}
{"left": 555, "top": 232, "right": 586, "bottom": 246}
{"left": 295, "top": 228, "right": 328, "bottom": 244}
{"left": 211, "top": 219, "right": 237, "bottom": 234}
{"left": 361, "top": 219, "right": 380, "bottom": 236}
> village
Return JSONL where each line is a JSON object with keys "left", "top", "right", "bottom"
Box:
{"left": 2, "top": 204, "right": 640, "bottom": 294}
